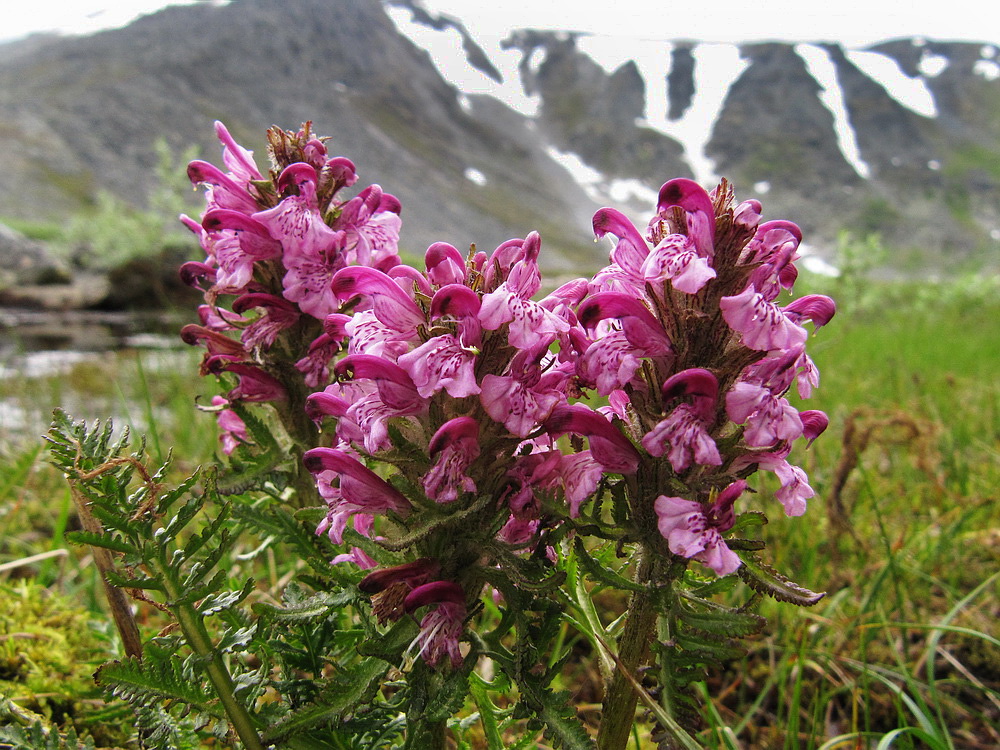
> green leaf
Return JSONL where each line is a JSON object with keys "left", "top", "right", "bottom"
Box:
{"left": 469, "top": 673, "right": 507, "bottom": 750}
{"left": 262, "top": 658, "right": 391, "bottom": 743}
{"left": 64, "top": 529, "right": 136, "bottom": 555}
{"left": 676, "top": 606, "right": 766, "bottom": 637}
{"left": 672, "top": 631, "right": 747, "bottom": 662}
{"left": 534, "top": 689, "right": 596, "bottom": 750}
{"left": 253, "top": 589, "right": 356, "bottom": 622}
{"left": 573, "top": 538, "right": 646, "bottom": 593}
{"left": 199, "top": 578, "right": 256, "bottom": 616}
{"left": 424, "top": 661, "right": 474, "bottom": 722}
{"left": 729, "top": 510, "right": 767, "bottom": 535}
{"left": 96, "top": 656, "right": 226, "bottom": 718}
{"left": 357, "top": 618, "right": 419, "bottom": 662}
{"left": 736, "top": 553, "right": 825, "bottom": 606}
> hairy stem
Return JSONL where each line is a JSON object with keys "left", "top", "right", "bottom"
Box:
{"left": 160, "top": 559, "right": 266, "bottom": 750}
{"left": 597, "top": 548, "right": 660, "bottom": 750}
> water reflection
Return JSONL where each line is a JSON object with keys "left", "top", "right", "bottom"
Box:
{"left": 1, "top": 308, "right": 196, "bottom": 447}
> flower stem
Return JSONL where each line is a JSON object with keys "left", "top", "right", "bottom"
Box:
{"left": 597, "top": 548, "right": 659, "bottom": 750}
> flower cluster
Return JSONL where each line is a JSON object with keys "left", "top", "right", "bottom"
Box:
{"left": 184, "top": 124, "right": 833, "bottom": 671}
{"left": 555, "top": 178, "right": 833, "bottom": 575}
{"left": 181, "top": 122, "right": 402, "bottom": 452}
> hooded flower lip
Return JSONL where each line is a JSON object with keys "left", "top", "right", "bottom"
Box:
{"left": 544, "top": 404, "right": 640, "bottom": 474}
{"left": 425, "top": 242, "right": 467, "bottom": 287}
{"left": 303, "top": 447, "right": 412, "bottom": 516}
{"left": 187, "top": 159, "right": 258, "bottom": 213}
{"left": 643, "top": 368, "right": 723, "bottom": 471}
{"left": 330, "top": 266, "right": 425, "bottom": 333}
{"left": 358, "top": 558, "right": 440, "bottom": 595}
{"left": 423, "top": 417, "right": 480, "bottom": 503}
{"left": 213, "top": 120, "right": 262, "bottom": 183}
{"left": 593, "top": 207, "right": 650, "bottom": 278}
{"left": 404, "top": 581, "right": 466, "bottom": 612}
{"left": 334, "top": 354, "right": 424, "bottom": 413}
{"left": 799, "top": 410, "right": 829, "bottom": 445}
{"left": 656, "top": 178, "right": 716, "bottom": 257}
{"left": 783, "top": 294, "right": 837, "bottom": 331}
{"left": 207, "top": 359, "right": 288, "bottom": 403}
{"left": 660, "top": 368, "right": 719, "bottom": 422}
{"left": 577, "top": 292, "right": 672, "bottom": 354}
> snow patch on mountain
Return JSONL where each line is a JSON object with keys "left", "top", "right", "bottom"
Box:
{"left": 796, "top": 44, "right": 871, "bottom": 179}
{"left": 385, "top": 4, "right": 540, "bottom": 116}
{"left": 845, "top": 49, "right": 938, "bottom": 117}
{"left": 578, "top": 36, "right": 747, "bottom": 188}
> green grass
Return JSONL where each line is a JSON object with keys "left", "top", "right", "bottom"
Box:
{"left": 1, "top": 279, "right": 998, "bottom": 748}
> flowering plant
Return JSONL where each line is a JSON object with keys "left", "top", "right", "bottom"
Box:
{"left": 50, "top": 121, "right": 834, "bottom": 749}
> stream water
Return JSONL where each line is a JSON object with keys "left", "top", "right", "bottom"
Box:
{"left": 0, "top": 308, "right": 197, "bottom": 449}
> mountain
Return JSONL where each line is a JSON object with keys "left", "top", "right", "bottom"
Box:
{"left": 1, "top": 0, "right": 998, "bottom": 273}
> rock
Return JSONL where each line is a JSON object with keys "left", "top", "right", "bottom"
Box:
{"left": 0, "top": 222, "right": 70, "bottom": 287}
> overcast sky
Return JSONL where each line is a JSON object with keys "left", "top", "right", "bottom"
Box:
{"left": 2, "top": 0, "right": 998, "bottom": 46}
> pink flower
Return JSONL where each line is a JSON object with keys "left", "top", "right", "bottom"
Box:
{"left": 210, "top": 396, "right": 249, "bottom": 455}
{"left": 640, "top": 233, "right": 716, "bottom": 293}
{"left": 655, "top": 178, "right": 716, "bottom": 258}
{"left": 544, "top": 404, "right": 640, "bottom": 474}
{"left": 720, "top": 286, "right": 808, "bottom": 352}
{"left": 593, "top": 207, "right": 650, "bottom": 280}
{"left": 231, "top": 293, "right": 301, "bottom": 350}
{"left": 642, "top": 405, "right": 722, "bottom": 472}
{"left": 479, "top": 340, "right": 567, "bottom": 438}
{"left": 726, "top": 382, "right": 803, "bottom": 447}
{"left": 304, "top": 448, "right": 413, "bottom": 544}
{"left": 642, "top": 369, "right": 722, "bottom": 472}
{"left": 654, "top": 480, "right": 746, "bottom": 576}
{"left": 405, "top": 583, "right": 466, "bottom": 670}
{"left": 423, "top": 418, "right": 480, "bottom": 503}
{"left": 479, "top": 232, "right": 570, "bottom": 350}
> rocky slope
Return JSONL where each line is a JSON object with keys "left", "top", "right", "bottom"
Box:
{"left": 1, "top": 0, "right": 998, "bottom": 273}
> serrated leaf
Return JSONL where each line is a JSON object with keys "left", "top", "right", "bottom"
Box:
{"left": 737, "top": 553, "right": 825, "bottom": 606}
{"left": 262, "top": 657, "right": 391, "bottom": 743}
{"left": 199, "top": 578, "right": 256, "bottom": 616}
{"left": 95, "top": 657, "right": 225, "bottom": 718}
{"left": 535, "top": 689, "right": 596, "bottom": 750}
{"left": 573, "top": 538, "right": 646, "bottom": 593}
{"left": 252, "top": 589, "right": 355, "bottom": 621}
{"left": 357, "top": 618, "right": 419, "bottom": 661}
{"left": 676, "top": 607, "right": 766, "bottom": 637}
{"left": 65, "top": 529, "right": 136, "bottom": 555}
{"left": 672, "top": 631, "right": 747, "bottom": 662}
{"left": 729, "top": 510, "right": 767, "bottom": 535}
